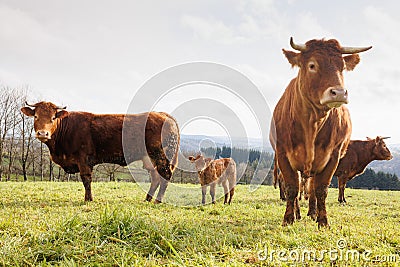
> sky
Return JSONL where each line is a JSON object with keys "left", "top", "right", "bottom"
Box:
{"left": 1, "top": 0, "right": 399, "bottom": 144}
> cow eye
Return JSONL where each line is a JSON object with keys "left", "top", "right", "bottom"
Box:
{"left": 51, "top": 116, "right": 56, "bottom": 121}
{"left": 34, "top": 115, "right": 38, "bottom": 120}
{"left": 308, "top": 62, "right": 316, "bottom": 72}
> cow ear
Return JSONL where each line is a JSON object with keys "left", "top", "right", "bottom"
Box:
{"left": 283, "top": 49, "right": 300, "bottom": 67}
{"left": 56, "top": 110, "right": 68, "bottom": 119}
{"left": 188, "top": 156, "right": 194, "bottom": 161}
{"left": 344, "top": 54, "right": 360, "bottom": 71}
{"left": 21, "top": 107, "right": 35, "bottom": 117}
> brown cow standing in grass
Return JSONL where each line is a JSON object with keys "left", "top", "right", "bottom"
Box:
{"left": 270, "top": 37, "right": 372, "bottom": 227}
{"left": 335, "top": 136, "right": 392, "bottom": 203}
{"left": 21, "top": 101, "right": 180, "bottom": 203}
{"left": 276, "top": 136, "right": 393, "bottom": 204}
{"left": 188, "top": 154, "right": 236, "bottom": 205}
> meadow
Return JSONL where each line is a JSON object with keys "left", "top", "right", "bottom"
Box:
{"left": 0, "top": 182, "right": 399, "bottom": 266}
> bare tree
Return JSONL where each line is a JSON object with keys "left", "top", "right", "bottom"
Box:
{"left": 18, "top": 94, "right": 34, "bottom": 181}
{"left": 6, "top": 112, "right": 18, "bottom": 181}
{"left": 95, "top": 163, "right": 124, "bottom": 182}
{"left": 0, "top": 87, "right": 15, "bottom": 181}
{"left": 49, "top": 159, "right": 54, "bottom": 181}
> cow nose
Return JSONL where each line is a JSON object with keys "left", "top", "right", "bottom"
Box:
{"left": 330, "top": 88, "right": 348, "bottom": 99}
{"left": 37, "top": 130, "right": 50, "bottom": 138}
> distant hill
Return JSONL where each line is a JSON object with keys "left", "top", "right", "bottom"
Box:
{"left": 180, "top": 134, "right": 271, "bottom": 152}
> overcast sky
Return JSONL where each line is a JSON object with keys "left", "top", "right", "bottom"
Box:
{"left": 1, "top": 0, "right": 399, "bottom": 144}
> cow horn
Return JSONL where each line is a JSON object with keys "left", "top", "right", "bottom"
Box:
{"left": 290, "top": 37, "right": 307, "bottom": 52}
{"left": 25, "top": 101, "right": 38, "bottom": 108}
{"left": 381, "top": 136, "right": 391, "bottom": 140}
{"left": 340, "top": 45, "right": 372, "bottom": 54}
{"left": 57, "top": 105, "right": 67, "bottom": 110}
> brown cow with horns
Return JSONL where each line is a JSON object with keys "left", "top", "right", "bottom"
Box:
{"left": 335, "top": 136, "right": 393, "bottom": 203}
{"left": 21, "top": 101, "right": 180, "bottom": 203}
{"left": 270, "top": 37, "right": 372, "bottom": 227}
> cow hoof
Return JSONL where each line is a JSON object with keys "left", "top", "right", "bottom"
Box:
{"left": 282, "top": 214, "right": 295, "bottom": 226}
{"left": 154, "top": 199, "right": 162, "bottom": 204}
{"left": 307, "top": 212, "right": 317, "bottom": 221}
{"left": 317, "top": 217, "right": 330, "bottom": 228}
{"left": 145, "top": 195, "right": 152, "bottom": 202}
{"left": 212, "top": 201, "right": 216, "bottom": 204}
{"left": 282, "top": 220, "right": 294, "bottom": 227}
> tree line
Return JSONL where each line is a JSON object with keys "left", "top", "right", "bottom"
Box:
{"left": 330, "top": 168, "right": 400, "bottom": 190}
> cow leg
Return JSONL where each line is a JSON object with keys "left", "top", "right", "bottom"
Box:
{"left": 307, "top": 177, "right": 317, "bottom": 221}
{"left": 201, "top": 185, "right": 207, "bottom": 205}
{"left": 210, "top": 182, "right": 217, "bottom": 204}
{"left": 278, "top": 177, "right": 286, "bottom": 201}
{"left": 304, "top": 178, "right": 310, "bottom": 200}
{"left": 314, "top": 150, "right": 341, "bottom": 228}
{"left": 146, "top": 170, "right": 160, "bottom": 202}
{"left": 299, "top": 178, "right": 303, "bottom": 201}
{"left": 338, "top": 176, "right": 347, "bottom": 204}
{"left": 153, "top": 158, "right": 173, "bottom": 204}
{"left": 222, "top": 180, "right": 229, "bottom": 204}
{"left": 228, "top": 186, "right": 235, "bottom": 205}
{"left": 79, "top": 165, "right": 93, "bottom": 201}
{"left": 154, "top": 178, "right": 168, "bottom": 204}
{"left": 278, "top": 155, "right": 300, "bottom": 226}
{"left": 314, "top": 179, "right": 330, "bottom": 228}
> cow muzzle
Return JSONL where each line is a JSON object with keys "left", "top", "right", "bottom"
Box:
{"left": 320, "top": 87, "right": 349, "bottom": 108}
{"left": 36, "top": 130, "right": 51, "bottom": 141}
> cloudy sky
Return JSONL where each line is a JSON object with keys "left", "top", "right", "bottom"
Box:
{"left": 1, "top": 0, "right": 399, "bottom": 144}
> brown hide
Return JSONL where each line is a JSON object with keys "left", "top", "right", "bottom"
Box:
{"left": 21, "top": 101, "right": 180, "bottom": 203}
{"left": 270, "top": 38, "right": 371, "bottom": 227}
{"left": 276, "top": 137, "right": 392, "bottom": 204}
{"left": 335, "top": 137, "right": 392, "bottom": 203}
{"left": 189, "top": 155, "right": 236, "bottom": 205}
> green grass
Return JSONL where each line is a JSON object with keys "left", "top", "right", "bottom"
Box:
{"left": 0, "top": 182, "right": 399, "bottom": 266}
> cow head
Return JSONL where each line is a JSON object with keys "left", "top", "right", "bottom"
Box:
{"left": 283, "top": 37, "right": 372, "bottom": 109}
{"left": 367, "top": 136, "right": 393, "bottom": 160}
{"left": 21, "top": 101, "right": 68, "bottom": 142}
{"left": 188, "top": 154, "right": 211, "bottom": 171}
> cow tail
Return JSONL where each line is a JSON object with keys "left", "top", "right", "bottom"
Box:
{"left": 273, "top": 155, "right": 278, "bottom": 189}
{"left": 229, "top": 159, "right": 237, "bottom": 191}
{"left": 162, "top": 115, "right": 180, "bottom": 172}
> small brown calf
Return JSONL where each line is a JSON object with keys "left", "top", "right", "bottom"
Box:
{"left": 189, "top": 155, "right": 236, "bottom": 205}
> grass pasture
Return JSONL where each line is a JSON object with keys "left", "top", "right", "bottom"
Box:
{"left": 0, "top": 182, "right": 399, "bottom": 266}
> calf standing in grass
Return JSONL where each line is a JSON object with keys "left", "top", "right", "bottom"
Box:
{"left": 335, "top": 136, "right": 392, "bottom": 203}
{"left": 189, "top": 155, "right": 236, "bottom": 205}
